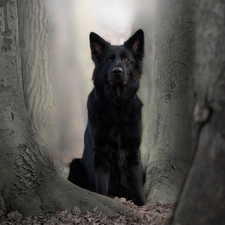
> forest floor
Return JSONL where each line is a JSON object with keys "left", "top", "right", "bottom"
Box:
{"left": 0, "top": 199, "right": 173, "bottom": 225}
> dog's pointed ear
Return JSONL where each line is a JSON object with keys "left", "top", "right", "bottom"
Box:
{"left": 124, "top": 29, "right": 144, "bottom": 60}
{"left": 90, "top": 32, "right": 110, "bottom": 62}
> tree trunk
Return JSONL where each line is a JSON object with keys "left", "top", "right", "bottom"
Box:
{"left": 171, "top": 1, "right": 225, "bottom": 224}
{"left": 17, "top": 0, "right": 59, "bottom": 153}
{"left": 0, "top": 0, "right": 131, "bottom": 216}
{"left": 143, "top": 0, "right": 196, "bottom": 204}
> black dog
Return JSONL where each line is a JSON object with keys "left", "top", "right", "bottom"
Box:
{"left": 68, "top": 29, "right": 145, "bottom": 206}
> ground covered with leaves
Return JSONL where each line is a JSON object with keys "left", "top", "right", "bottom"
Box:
{"left": 0, "top": 199, "right": 173, "bottom": 225}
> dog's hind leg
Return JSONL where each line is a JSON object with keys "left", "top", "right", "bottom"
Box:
{"left": 68, "top": 158, "right": 88, "bottom": 189}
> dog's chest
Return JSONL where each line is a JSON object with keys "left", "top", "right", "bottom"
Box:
{"left": 103, "top": 103, "right": 133, "bottom": 123}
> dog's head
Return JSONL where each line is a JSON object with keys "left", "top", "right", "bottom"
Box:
{"left": 90, "top": 29, "right": 144, "bottom": 102}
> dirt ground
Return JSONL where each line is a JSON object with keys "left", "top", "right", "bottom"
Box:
{"left": 0, "top": 199, "right": 173, "bottom": 225}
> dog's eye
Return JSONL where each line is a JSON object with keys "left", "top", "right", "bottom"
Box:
{"left": 108, "top": 58, "right": 112, "bottom": 62}
{"left": 122, "top": 58, "right": 129, "bottom": 62}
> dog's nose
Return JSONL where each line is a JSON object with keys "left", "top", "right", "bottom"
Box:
{"left": 112, "top": 67, "right": 123, "bottom": 75}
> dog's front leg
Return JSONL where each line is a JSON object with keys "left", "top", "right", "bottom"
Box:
{"left": 121, "top": 136, "right": 145, "bottom": 206}
{"left": 94, "top": 149, "right": 111, "bottom": 196}
{"left": 127, "top": 152, "right": 145, "bottom": 206}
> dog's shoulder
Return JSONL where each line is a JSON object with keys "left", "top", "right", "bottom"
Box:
{"left": 87, "top": 89, "right": 99, "bottom": 108}
{"left": 134, "top": 95, "right": 143, "bottom": 108}
{"left": 87, "top": 88, "right": 104, "bottom": 123}
{"left": 127, "top": 95, "right": 143, "bottom": 115}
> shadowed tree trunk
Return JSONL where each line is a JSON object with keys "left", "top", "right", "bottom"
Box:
{"left": 171, "top": 1, "right": 225, "bottom": 224}
{"left": 143, "top": 0, "right": 196, "bottom": 204}
{"left": 0, "top": 0, "right": 131, "bottom": 216}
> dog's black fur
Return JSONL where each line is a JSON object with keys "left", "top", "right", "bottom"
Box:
{"left": 68, "top": 29, "right": 145, "bottom": 206}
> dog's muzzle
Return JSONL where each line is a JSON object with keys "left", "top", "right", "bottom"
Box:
{"left": 109, "top": 67, "right": 127, "bottom": 86}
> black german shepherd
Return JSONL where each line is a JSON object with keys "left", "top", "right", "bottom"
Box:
{"left": 68, "top": 29, "right": 145, "bottom": 206}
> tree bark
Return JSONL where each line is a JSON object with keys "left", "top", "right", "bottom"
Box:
{"left": 171, "top": 1, "right": 225, "bottom": 224}
{"left": 143, "top": 0, "right": 196, "bottom": 204}
{"left": 17, "top": 0, "right": 59, "bottom": 153}
{"left": 0, "top": 0, "right": 132, "bottom": 216}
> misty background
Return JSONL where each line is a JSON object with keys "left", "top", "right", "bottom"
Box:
{"left": 42, "top": 0, "right": 155, "bottom": 164}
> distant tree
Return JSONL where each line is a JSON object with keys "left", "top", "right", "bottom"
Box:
{"left": 46, "top": 0, "right": 86, "bottom": 161}
{"left": 142, "top": 0, "right": 196, "bottom": 204}
{"left": 171, "top": 1, "right": 225, "bottom": 224}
